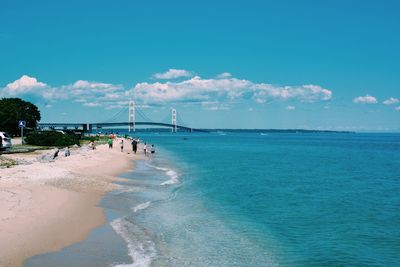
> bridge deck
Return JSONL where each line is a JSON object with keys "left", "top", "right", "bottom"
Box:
{"left": 37, "top": 121, "right": 206, "bottom": 132}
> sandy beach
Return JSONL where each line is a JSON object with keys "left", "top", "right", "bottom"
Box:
{"left": 0, "top": 139, "right": 139, "bottom": 267}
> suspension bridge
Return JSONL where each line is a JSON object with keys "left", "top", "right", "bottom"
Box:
{"left": 38, "top": 101, "right": 204, "bottom": 133}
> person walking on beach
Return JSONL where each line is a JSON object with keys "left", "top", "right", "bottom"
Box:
{"left": 131, "top": 139, "right": 137, "bottom": 154}
{"left": 150, "top": 144, "right": 155, "bottom": 154}
{"left": 108, "top": 138, "right": 113, "bottom": 149}
{"left": 120, "top": 139, "right": 124, "bottom": 152}
{"left": 143, "top": 143, "right": 148, "bottom": 156}
{"left": 64, "top": 146, "right": 70, "bottom": 157}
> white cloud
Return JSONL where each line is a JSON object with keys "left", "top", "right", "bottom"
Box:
{"left": 133, "top": 75, "right": 332, "bottom": 105}
{"left": 216, "top": 72, "right": 232, "bottom": 79}
{"left": 253, "top": 84, "right": 332, "bottom": 103}
{"left": 0, "top": 76, "right": 127, "bottom": 109}
{"left": 72, "top": 80, "right": 117, "bottom": 89}
{"left": 383, "top": 97, "right": 399, "bottom": 105}
{"left": 206, "top": 106, "right": 230, "bottom": 110}
{"left": 395, "top": 106, "right": 400, "bottom": 111}
{"left": 286, "top": 105, "right": 296, "bottom": 110}
{"left": 61, "top": 80, "right": 126, "bottom": 108}
{"left": 255, "top": 98, "right": 266, "bottom": 104}
{"left": 0, "top": 75, "right": 69, "bottom": 101}
{"left": 153, "top": 69, "right": 193, "bottom": 79}
{"left": 66, "top": 80, "right": 123, "bottom": 97}
{"left": 1, "top": 72, "right": 333, "bottom": 111}
{"left": 2, "top": 75, "right": 48, "bottom": 96}
{"left": 201, "top": 101, "right": 231, "bottom": 110}
{"left": 83, "top": 102, "right": 101, "bottom": 107}
{"left": 353, "top": 95, "right": 378, "bottom": 104}
{"left": 104, "top": 104, "right": 125, "bottom": 110}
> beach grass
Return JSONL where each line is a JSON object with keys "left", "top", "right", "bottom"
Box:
{"left": 0, "top": 156, "right": 18, "bottom": 168}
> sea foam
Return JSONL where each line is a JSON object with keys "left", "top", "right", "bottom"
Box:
{"left": 146, "top": 164, "right": 180, "bottom": 185}
{"left": 132, "top": 201, "right": 151, "bottom": 213}
{"left": 110, "top": 218, "right": 156, "bottom": 267}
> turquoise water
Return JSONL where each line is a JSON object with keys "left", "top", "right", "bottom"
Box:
{"left": 131, "top": 132, "right": 400, "bottom": 266}
{"left": 26, "top": 132, "right": 400, "bottom": 266}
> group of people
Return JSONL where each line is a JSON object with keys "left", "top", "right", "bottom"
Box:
{"left": 142, "top": 142, "right": 156, "bottom": 155}
{"left": 107, "top": 134, "right": 155, "bottom": 156}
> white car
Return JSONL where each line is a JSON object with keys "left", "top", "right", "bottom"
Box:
{"left": 0, "top": 132, "right": 12, "bottom": 151}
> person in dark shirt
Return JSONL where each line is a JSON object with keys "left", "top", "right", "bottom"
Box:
{"left": 131, "top": 139, "right": 137, "bottom": 154}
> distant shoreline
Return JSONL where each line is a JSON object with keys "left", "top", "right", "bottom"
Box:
{"left": 203, "top": 129, "right": 355, "bottom": 134}
{"left": 89, "top": 128, "right": 356, "bottom": 134}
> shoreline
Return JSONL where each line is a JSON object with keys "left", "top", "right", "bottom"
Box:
{"left": 0, "top": 140, "right": 139, "bottom": 267}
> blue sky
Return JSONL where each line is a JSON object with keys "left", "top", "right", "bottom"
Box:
{"left": 0, "top": 0, "right": 399, "bottom": 131}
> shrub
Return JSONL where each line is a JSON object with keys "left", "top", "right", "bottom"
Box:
{"left": 81, "top": 136, "right": 100, "bottom": 142}
{"left": 25, "top": 131, "right": 80, "bottom": 147}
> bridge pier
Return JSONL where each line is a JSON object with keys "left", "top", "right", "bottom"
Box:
{"left": 83, "top": 123, "right": 93, "bottom": 132}
{"left": 129, "top": 100, "right": 135, "bottom": 132}
{"left": 171, "top": 108, "right": 177, "bottom": 133}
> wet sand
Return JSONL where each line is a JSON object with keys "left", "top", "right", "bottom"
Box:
{"left": 0, "top": 139, "right": 139, "bottom": 267}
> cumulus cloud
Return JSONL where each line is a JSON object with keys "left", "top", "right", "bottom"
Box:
{"left": 286, "top": 105, "right": 296, "bottom": 110}
{"left": 0, "top": 75, "right": 68, "bottom": 102}
{"left": 201, "top": 101, "right": 231, "bottom": 110}
{"left": 134, "top": 76, "right": 254, "bottom": 104}
{"left": 153, "top": 69, "right": 193, "bottom": 79}
{"left": 383, "top": 97, "right": 399, "bottom": 105}
{"left": 62, "top": 80, "right": 125, "bottom": 106}
{"left": 133, "top": 75, "right": 332, "bottom": 106}
{"left": 0, "top": 75, "right": 127, "bottom": 109}
{"left": 1, "top": 72, "right": 333, "bottom": 111}
{"left": 353, "top": 95, "right": 378, "bottom": 104}
{"left": 216, "top": 72, "right": 232, "bottom": 79}
{"left": 253, "top": 84, "right": 332, "bottom": 103}
{"left": 2, "top": 75, "right": 48, "bottom": 96}
{"left": 83, "top": 102, "right": 101, "bottom": 107}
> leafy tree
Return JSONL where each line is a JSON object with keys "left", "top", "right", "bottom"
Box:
{"left": 0, "top": 98, "right": 41, "bottom": 136}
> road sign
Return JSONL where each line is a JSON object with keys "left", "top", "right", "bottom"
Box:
{"left": 19, "top": 120, "right": 26, "bottom": 128}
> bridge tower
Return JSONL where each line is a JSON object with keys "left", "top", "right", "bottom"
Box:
{"left": 128, "top": 100, "right": 135, "bottom": 132}
{"left": 171, "top": 108, "right": 177, "bottom": 133}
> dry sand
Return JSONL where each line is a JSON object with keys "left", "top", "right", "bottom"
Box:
{"left": 0, "top": 139, "right": 140, "bottom": 267}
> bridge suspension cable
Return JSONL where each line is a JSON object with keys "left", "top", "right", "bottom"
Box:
{"left": 176, "top": 112, "right": 187, "bottom": 126}
{"left": 160, "top": 112, "right": 171, "bottom": 124}
{"left": 136, "top": 106, "right": 155, "bottom": 123}
{"left": 100, "top": 106, "right": 128, "bottom": 123}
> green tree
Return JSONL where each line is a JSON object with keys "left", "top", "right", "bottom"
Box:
{"left": 0, "top": 98, "right": 41, "bottom": 136}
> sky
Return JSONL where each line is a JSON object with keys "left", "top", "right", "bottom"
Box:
{"left": 0, "top": 0, "right": 399, "bottom": 131}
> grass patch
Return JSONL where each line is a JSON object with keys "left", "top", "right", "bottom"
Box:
{"left": 0, "top": 156, "right": 18, "bottom": 168}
